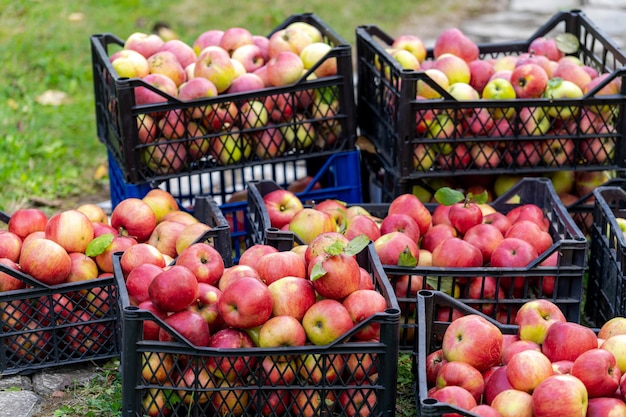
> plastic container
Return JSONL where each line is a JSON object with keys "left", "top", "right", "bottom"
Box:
{"left": 586, "top": 184, "right": 626, "bottom": 326}
{"left": 0, "top": 264, "right": 121, "bottom": 375}
{"left": 356, "top": 9, "right": 626, "bottom": 181}
{"left": 91, "top": 13, "right": 356, "bottom": 185}
{"left": 109, "top": 149, "right": 362, "bottom": 261}
{"left": 414, "top": 290, "right": 518, "bottom": 417}
{"left": 113, "top": 243, "right": 400, "bottom": 417}
{"left": 248, "top": 177, "right": 587, "bottom": 351}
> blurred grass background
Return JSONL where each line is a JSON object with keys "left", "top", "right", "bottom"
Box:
{"left": 0, "top": 0, "right": 430, "bottom": 214}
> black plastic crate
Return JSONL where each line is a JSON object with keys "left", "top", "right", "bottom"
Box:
{"left": 113, "top": 243, "right": 400, "bottom": 417}
{"left": 414, "top": 290, "right": 518, "bottom": 417}
{"left": 187, "top": 194, "right": 234, "bottom": 268}
{"left": 356, "top": 9, "right": 626, "bottom": 181}
{"left": 0, "top": 266, "right": 121, "bottom": 375}
{"left": 586, "top": 184, "right": 626, "bottom": 326}
{"left": 247, "top": 177, "right": 588, "bottom": 352}
{"left": 91, "top": 13, "right": 356, "bottom": 185}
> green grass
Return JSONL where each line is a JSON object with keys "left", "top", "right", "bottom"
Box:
{"left": 0, "top": 0, "right": 431, "bottom": 215}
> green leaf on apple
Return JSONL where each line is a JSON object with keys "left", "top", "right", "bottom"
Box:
{"left": 426, "top": 276, "right": 454, "bottom": 295}
{"left": 344, "top": 234, "right": 370, "bottom": 257}
{"left": 555, "top": 33, "right": 580, "bottom": 54}
{"left": 467, "top": 190, "right": 489, "bottom": 205}
{"left": 85, "top": 233, "right": 114, "bottom": 257}
{"left": 398, "top": 246, "right": 418, "bottom": 267}
{"left": 434, "top": 187, "right": 465, "bottom": 206}
{"left": 325, "top": 241, "right": 347, "bottom": 257}
{"left": 310, "top": 262, "right": 327, "bottom": 281}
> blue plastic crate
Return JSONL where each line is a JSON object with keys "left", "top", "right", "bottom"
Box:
{"left": 108, "top": 150, "right": 363, "bottom": 261}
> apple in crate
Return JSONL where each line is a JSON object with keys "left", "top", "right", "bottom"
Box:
{"left": 176, "top": 242, "right": 225, "bottom": 286}
{"left": 194, "top": 45, "right": 237, "bottom": 93}
{"left": 532, "top": 374, "right": 588, "bottom": 417}
{"left": 289, "top": 208, "right": 337, "bottom": 245}
{"left": 45, "top": 209, "right": 95, "bottom": 254}
{"left": 302, "top": 299, "right": 354, "bottom": 346}
{"left": 8, "top": 208, "right": 48, "bottom": 240}
{"left": 442, "top": 314, "right": 503, "bottom": 372}
{"left": 218, "top": 276, "right": 273, "bottom": 329}
{"left": 124, "top": 32, "right": 164, "bottom": 59}
{"left": 207, "top": 327, "right": 256, "bottom": 382}
{"left": 263, "top": 189, "right": 304, "bottom": 229}
{"left": 541, "top": 321, "right": 598, "bottom": 362}
{"left": 19, "top": 238, "right": 71, "bottom": 285}
{"left": 491, "top": 389, "right": 533, "bottom": 417}
{"left": 342, "top": 289, "right": 387, "bottom": 341}
{"left": 159, "top": 309, "right": 210, "bottom": 347}
{"left": 125, "top": 263, "right": 163, "bottom": 306}
{"left": 515, "top": 298, "right": 566, "bottom": 345}
{"left": 571, "top": 348, "right": 621, "bottom": 398}
{"left": 120, "top": 243, "right": 166, "bottom": 278}
{"left": 429, "top": 385, "right": 477, "bottom": 414}
{"left": 0, "top": 258, "right": 25, "bottom": 292}
{"left": 148, "top": 265, "right": 198, "bottom": 313}
{"left": 111, "top": 197, "right": 157, "bottom": 243}
{"left": 436, "top": 360, "right": 485, "bottom": 403}
{"left": 137, "top": 300, "right": 168, "bottom": 341}
{"left": 258, "top": 315, "right": 307, "bottom": 348}
{"left": 268, "top": 276, "right": 316, "bottom": 321}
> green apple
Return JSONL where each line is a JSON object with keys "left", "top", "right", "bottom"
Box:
{"left": 543, "top": 77, "right": 584, "bottom": 120}
{"left": 482, "top": 78, "right": 516, "bottom": 119}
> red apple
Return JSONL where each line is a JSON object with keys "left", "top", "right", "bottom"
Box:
{"left": 342, "top": 289, "right": 388, "bottom": 340}
{"left": 175, "top": 242, "right": 225, "bottom": 286}
{"left": 262, "top": 189, "right": 304, "bottom": 229}
{"left": 542, "top": 321, "right": 598, "bottom": 362}
{"left": 501, "top": 339, "right": 541, "bottom": 365}
{"left": 158, "top": 309, "right": 210, "bottom": 347}
{"left": 587, "top": 397, "right": 626, "bottom": 417}
{"left": 463, "top": 223, "right": 504, "bottom": 264}
{"left": 258, "top": 315, "right": 307, "bottom": 348}
{"left": 309, "top": 251, "right": 361, "bottom": 300}
{"left": 255, "top": 250, "right": 307, "bottom": 286}
{"left": 125, "top": 263, "right": 163, "bottom": 306}
{"left": 432, "top": 237, "right": 483, "bottom": 268}
{"left": 95, "top": 235, "right": 137, "bottom": 273}
{"left": 219, "top": 262, "right": 260, "bottom": 288}
{"left": 442, "top": 313, "right": 503, "bottom": 372}
{"left": 388, "top": 193, "right": 432, "bottom": 236}
{"left": 373, "top": 231, "right": 419, "bottom": 266}
{"left": 142, "top": 188, "right": 179, "bottom": 223}
{"left": 491, "top": 388, "right": 533, "bottom": 417}
{"left": 467, "top": 276, "right": 505, "bottom": 316}
{"left": 218, "top": 276, "right": 273, "bottom": 329}
{"left": 207, "top": 327, "right": 256, "bottom": 382}
{"left": 19, "top": 238, "right": 71, "bottom": 285}
{"left": 448, "top": 202, "right": 483, "bottom": 235}
{"left": 484, "top": 366, "right": 514, "bottom": 405}
{"left": 110, "top": 198, "right": 157, "bottom": 242}
{"left": 504, "top": 219, "right": 553, "bottom": 255}
{"left": 137, "top": 300, "right": 168, "bottom": 340}
{"left": 119, "top": 242, "right": 166, "bottom": 278}
{"left": 380, "top": 213, "right": 421, "bottom": 243}
{"left": 429, "top": 385, "right": 477, "bottom": 415}
{"left": 45, "top": 209, "right": 95, "bottom": 254}
{"left": 267, "top": 276, "right": 316, "bottom": 321}
{"left": 436, "top": 360, "right": 485, "bottom": 403}
{"left": 572, "top": 348, "right": 621, "bottom": 398}
{"left": 147, "top": 220, "right": 187, "bottom": 259}
{"left": 515, "top": 298, "right": 566, "bottom": 344}
{"left": 302, "top": 299, "right": 354, "bottom": 345}
{"left": 531, "top": 374, "right": 588, "bottom": 417}
{"left": 8, "top": 208, "right": 48, "bottom": 240}
{"left": 148, "top": 265, "right": 198, "bottom": 313}
{"left": 506, "top": 349, "right": 554, "bottom": 393}
{"left": 0, "top": 258, "right": 26, "bottom": 292}
{"left": 0, "top": 231, "right": 22, "bottom": 263}
{"left": 425, "top": 349, "right": 448, "bottom": 387}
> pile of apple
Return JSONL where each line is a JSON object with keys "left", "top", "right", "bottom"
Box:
{"left": 0, "top": 188, "right": 217, "bottom": 360}
{"left": 381, "top": 27, "right": 621, "bottom": 172}
{"left": 260, "top": 184, "right": 563, "bottom": 325}
{"left": 422, "top": 297, "right": 626, "bottom": 417}
{"left": 123, "top": 234, "right": 389, "bottom": 417}
{"left": 109, "top": 20, "right": 342, "bottom": 173}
